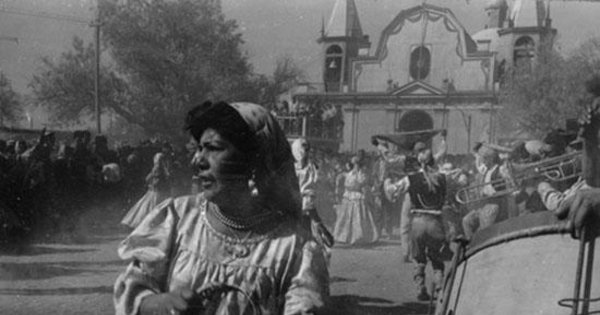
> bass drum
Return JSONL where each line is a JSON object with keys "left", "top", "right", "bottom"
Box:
{"left": 437, "top": 211, "right": 600, "bottom": 315}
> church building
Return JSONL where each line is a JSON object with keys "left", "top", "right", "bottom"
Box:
{"left": 290, "top": 0, "right": 556, "bottom": 154}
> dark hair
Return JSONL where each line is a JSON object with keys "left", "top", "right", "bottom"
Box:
{"left": 184, "top": 101, "right": 259, "bottom": 156}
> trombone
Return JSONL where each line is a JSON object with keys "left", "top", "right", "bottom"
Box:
{"left": 455, "top": 151, "right": 582, "bottom": 205}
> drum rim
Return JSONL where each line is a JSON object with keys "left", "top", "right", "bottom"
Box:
{"left": 464, "top": 211, "right": 572, "bottom": 259}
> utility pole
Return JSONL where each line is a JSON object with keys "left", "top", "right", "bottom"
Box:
{"left": 0, "top": 5, "right": 94, "bottom": 130}
{"left": 92, "top": 0, "right": 101, "bottom": 134}
{"left": 0, "top": 36, "right": 18, "bottom": 128}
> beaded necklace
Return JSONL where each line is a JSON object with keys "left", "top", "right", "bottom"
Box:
{"left": 210, "top": 204, "right": 281, "bottom": 259}
{"left": 211, "top": 204, "right": 278, "bottom": 231}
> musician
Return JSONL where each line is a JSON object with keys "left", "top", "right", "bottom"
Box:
{"left": 540, "top": 77, "right": 600, "bottom": 239}
{"left": 510, "top": 140, "right": 551, "bottom": 163}
{"left": 538, "top": 177, "right": 588, "bottom": 213}
{"left": 538, "top": 138, "right": 599, "bottom": 238}
{"left": 439, "top": 160, "right": 469, "bottom": 240}
{"left": 539, "top": 111, "right": 599, "bottom": 238}
{"left": 553, "top": 187, "right": 600, "bottom": 239}
{"left": 462, "top": 144, "right": 514, "bottom": 239}
{"left": 385, "top": 147, "right": 452, "bottom": 301}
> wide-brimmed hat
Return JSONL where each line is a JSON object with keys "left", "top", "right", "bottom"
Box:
{"left": 413, "top": 141, "right": 427, "bottom": 152}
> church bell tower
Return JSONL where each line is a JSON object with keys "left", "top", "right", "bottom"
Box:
{"left": 318, "top": 0, "right": 370, "bottom": 93}
{"left": 497, "top": 0, "right": 556, "bottom": 70}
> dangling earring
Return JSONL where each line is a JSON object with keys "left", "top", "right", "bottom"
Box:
{"left": 248, "top": 171, "right": 258, "bottom": 197}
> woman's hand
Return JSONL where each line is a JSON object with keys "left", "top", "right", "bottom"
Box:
{"left": 556, "top": 188, "right": 600, "bottom": 239}
{"left": 139, "top": 288, "right": 194, "bottom": 315}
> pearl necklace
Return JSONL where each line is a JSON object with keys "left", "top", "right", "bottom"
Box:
{"left": 211, "top": 204, "right": 279, "bottom": 231}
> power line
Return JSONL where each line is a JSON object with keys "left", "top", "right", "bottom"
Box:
{"left": 0, "top": 6, "right": 90, "bottom": 24}
{"left": 0, "top": 4, "right": 101, "bottom": 133}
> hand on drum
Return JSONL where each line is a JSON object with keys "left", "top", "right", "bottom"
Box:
{"left": 557, "top": 188, "right": 600, "bottom": 239}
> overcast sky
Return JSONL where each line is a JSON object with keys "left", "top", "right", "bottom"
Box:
{"left": 0, "top": 0, "right": 598, "bottom": 95}
{"left": 222, "top": 0, "right": 600, "bottom": 82}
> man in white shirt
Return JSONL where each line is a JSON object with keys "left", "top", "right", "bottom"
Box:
{"left": 462, "top": 145, "right": 514, "bottom": 239}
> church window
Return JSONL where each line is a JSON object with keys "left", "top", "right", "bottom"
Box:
{"left": 410, "top": 46, "right": 431, "bottom": 81}
{"left": 514, "top": 36, "right": 535, "bottom": 70}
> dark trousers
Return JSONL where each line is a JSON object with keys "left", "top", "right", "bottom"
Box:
{"left": 410, "top": 213, "right": 450, "bottom": 290}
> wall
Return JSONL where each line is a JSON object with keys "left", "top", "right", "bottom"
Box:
{"left": 353, "top": 10, "right": 492, "bottom": 93}
{"left": 340, "top": 101, "right": 493, "bottom": 154}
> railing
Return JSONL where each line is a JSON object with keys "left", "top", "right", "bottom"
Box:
{"left": 276, "top": 114, "right": 342, "bottom": 144}
{"left": 277, "top": 115, "right": 306, "bottom": 138}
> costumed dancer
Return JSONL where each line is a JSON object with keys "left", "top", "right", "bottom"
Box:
{"left": 385, "top": 147, "right": 453, "bottom": 301}
{"left": 333, "top": 155, "right": 380, "bottom": 245}
{"left": 121, "top": 152, "right": 171, "bottom": 229}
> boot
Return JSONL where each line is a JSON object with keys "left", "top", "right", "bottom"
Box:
{"left": 417, "top": 285, "right": 431, "bottom": 301}
{"left": 433, "top": 269, "right": 444, "bottom": 295}
{"left": 413, "top": 264, "right": 429, "bottom": 301}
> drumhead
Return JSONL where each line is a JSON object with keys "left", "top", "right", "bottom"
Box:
{"left": 439, "top": 211, "right": 600, "bottom": 315}
{"left": 466, "top": 211, "right": 571, "bottom": 259}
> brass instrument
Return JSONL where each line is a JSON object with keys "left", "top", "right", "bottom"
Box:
{"left": 455, "top": 151, "right": 582, "bottom": 205}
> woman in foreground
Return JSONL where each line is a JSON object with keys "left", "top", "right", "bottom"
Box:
{"left": 114, "top": 101, "right": 329, "bottom": 315}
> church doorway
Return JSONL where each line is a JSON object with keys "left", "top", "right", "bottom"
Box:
{"left": 397, "top": 109, "right": 433, "bottom": 132}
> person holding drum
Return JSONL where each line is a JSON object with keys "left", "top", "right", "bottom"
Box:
{"left": 539, "top": 93, "right": 600, "bottom": 239}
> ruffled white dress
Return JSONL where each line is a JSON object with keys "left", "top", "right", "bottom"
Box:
{"left": 120, "top": 170, "right": 169, "bottom": 229}
{"left": 114, "top": 194, "right": 329, "bottom": 315}
{"left": 333, "top": 169, "right": 380, "bottom": 245}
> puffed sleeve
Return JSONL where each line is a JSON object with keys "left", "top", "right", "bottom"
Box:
{"left": 284, "top": 240, "right": 329, "bottom": 315}
{"left": 384, "top": 176, "right": 410, "bottom": 202}
{"left": 538, "top": 177, "right": 588, "bottom": 212}
{"left": 113, "top": 198, "right": 180, "bottom": 315}
{"left": 537, "top": 182, "right": 565, "bottom": 212}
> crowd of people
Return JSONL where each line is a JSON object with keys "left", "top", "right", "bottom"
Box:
{"left": 2, "top": 97, "right": 600, "bottom": 313}
{"left": 0, "top": 129, "right": 195, "bottom": 244}
{"left": 284, "top": 116, "right": 595, "bottom": 302}
{"left": 110, "top": 99, "right": 600, "bottom": 314}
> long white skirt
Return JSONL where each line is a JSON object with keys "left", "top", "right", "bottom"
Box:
{"left": 333, "top": 195, "right": 379, "bottom": 245}
{"left": 121, "top": 190, "right": 159, "bottom": 229}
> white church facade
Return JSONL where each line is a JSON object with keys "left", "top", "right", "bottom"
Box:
{"left": 289, "top": 0, "right": 556, "bottom": 154}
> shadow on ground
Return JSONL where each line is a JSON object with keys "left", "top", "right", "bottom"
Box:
{"left": 326, "top": 295, "right": 430, "bottom": 315}
{"left": 0, "top": 260, "right": 124, "bottom": 281}
{"left": 0, "top": 244, "right": 96, "bottom": 256}
{"left": 333, "top": 238, "right": 402, "bottom": 251}
{"left": 0, "top": 285, "right": 113, "bottom": 296}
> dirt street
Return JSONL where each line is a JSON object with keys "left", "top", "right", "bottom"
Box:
{"left": 0, "top": 205, "right": 433, "bottom": 315}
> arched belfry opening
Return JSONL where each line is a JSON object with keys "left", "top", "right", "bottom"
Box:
{"left": 513, "top": 36, "right": 535, "bottom": 69}
{"left": 325, "top": 45, "right": 344, "bottom": 92}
